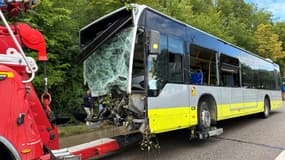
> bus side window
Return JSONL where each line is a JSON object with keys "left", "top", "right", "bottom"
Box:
{"left": 220, "top": 54, "right": 240, "bottom": 87}
{"left": 168, "top": 36, "right": 184, "bottom": 82}
{"left": 132, "top": 30, "right": 145, "bottom": 90}
{"left": 189, "top": 45, "right": 217, "bottom": 86}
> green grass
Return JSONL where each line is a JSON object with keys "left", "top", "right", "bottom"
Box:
{"left": 58, "top": 124, "right": 93, "bottom": 137}
{"left": 57, "top": 122, "right": 114, "bottom": 137}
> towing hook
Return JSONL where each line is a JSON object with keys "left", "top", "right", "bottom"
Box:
{"left": 41, "top": 92, "right": 52, "bottom": 105}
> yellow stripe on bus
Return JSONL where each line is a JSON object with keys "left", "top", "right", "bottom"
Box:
{"left": 148, "top": 100, "right": 282, "bottom": 133}
{"left": 217, "top": 100, "right": 283, "bottom": 120}
{"left": 271, "top": 100, "right": 283, "bottom": 110}
{"left": 148, "top": 107, "right": 197, "bottom": 134}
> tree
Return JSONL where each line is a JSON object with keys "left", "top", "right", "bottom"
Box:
{"left": 189, "top": 10, "right": 235, "bottom": 43}
{"left": 255, "top": 24, "right": 285, "bottom": 61}
{"left": 273, "top": 22, "right": 285, "bottom": 76}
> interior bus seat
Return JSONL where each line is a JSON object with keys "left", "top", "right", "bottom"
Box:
{"left": 191, "top": 70, "right": 203, "bottom": 85}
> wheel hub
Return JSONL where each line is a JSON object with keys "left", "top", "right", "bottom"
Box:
{"left": 201, "top": 110, "right": 211, "bottom": 128}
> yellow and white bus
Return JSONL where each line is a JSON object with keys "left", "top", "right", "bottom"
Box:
{"left": 79, "top": 4, "right": 282, "bottom": 137}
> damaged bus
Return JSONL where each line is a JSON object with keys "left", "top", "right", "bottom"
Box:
{"left": 78, "top": 4, "right": 282, "bottom": 138}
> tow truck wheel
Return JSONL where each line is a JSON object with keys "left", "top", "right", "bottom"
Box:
{"left": 198, "top": 100, "right": 211, "bottom": 131}
{"left": 0, "top": 143, "right": 16, "bottom": 160}
{"left": 262, "top": 98, "right": 270, "bottom": 118}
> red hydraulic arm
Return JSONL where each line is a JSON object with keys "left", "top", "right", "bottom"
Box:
{"left": 0, "top": 0, "right": 47, "bottom": 61}
{"left": 17, "top": 23, "right": 48, "bottom": 61}
{"left": 0, "top": 23, "right": 47, "bottom": 61}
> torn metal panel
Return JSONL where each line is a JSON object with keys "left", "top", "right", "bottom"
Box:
{"left": 79, "top": 8, "right": 133, "bottom": 63}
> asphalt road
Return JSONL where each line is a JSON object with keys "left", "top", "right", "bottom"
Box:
{"left": 103, "top": 102, "right": 285, "bottom": 160}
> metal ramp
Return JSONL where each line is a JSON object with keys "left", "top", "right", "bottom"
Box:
{"left": 52, "top": 138, "right": 120, "bottom": 160}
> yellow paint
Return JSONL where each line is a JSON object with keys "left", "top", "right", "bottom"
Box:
{"left": 217, "top": 100, "right": 283, "bottom": 121}
{"left": 148, "top": 107, "right": 197, "bottom": 134}
{"left": 21, "top": 148, "right": 32, "bottom": 154}
{"left": 147, "top": 100, "right": 282, "bottom": 133}
{"left": 0, "top": 71, "right": 14, "bottom": 78}
{"left": 153, "top": 43, "right": 158, "bottom": 49}
{"left": 271, "top": 100, "right": 283, "bottom": 110}
{"left": 191, "top": 86, "right": 196, "bottom": 96}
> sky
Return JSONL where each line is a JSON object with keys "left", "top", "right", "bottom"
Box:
{"left": 244, "top": 0, "right": 285, "bottom": 21}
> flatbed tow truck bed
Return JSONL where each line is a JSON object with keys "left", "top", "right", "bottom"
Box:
{"left": 54, "top": 125, "right": 222, "bottom": 160}
{"left": 54, "top": 126, "right": 142, "bottom": 160}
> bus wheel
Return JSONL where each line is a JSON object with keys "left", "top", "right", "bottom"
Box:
{"left": 198, "top": 101, "right": 211, "bottom": 131}
{"left": 263, "top": 98, "right": 270, "bottom": 118}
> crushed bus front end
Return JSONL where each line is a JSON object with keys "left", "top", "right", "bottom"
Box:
{"left": 79, "top": 5, "right": 147, "bottom": 133}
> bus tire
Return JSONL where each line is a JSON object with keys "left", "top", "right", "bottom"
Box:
{"left": 198, "top": 100, "right": 211, "bottom": 131}
{"left": 262, "top": 98, "right": 270, "bottom": 118}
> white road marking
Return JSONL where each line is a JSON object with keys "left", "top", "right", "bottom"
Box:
{"left": 275, "top": 150, "right": 285, "bottom": 160}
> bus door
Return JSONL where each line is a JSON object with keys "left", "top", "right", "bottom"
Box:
{"left": 241, "top": 56, "right": 258, "bottom": 113}
{"left": 219, "top": 54, "right": 243, "bottom": 115}
{"left": 146, "top": 29, "right": 193, "bottom": 133}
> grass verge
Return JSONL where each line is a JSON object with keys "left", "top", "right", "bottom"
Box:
{"left": 57, "top": 122, "right": 115, "bottom": 137}
{"left": 58, "top": 124, "right": 93, "bottom": 137}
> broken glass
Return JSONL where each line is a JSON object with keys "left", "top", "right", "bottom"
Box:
{"left": 83, "top": 27, "right": 134, "bottom": 97}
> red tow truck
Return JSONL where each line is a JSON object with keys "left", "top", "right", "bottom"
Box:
{"left": 0, "top": 1, "right": 135, "bottom": 159}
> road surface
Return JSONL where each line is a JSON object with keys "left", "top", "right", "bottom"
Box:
{"left": 103, "top": 102, "right": 285, "bottom": 160}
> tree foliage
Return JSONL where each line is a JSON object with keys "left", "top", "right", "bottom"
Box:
{"left": 255, "top": 24, "right": 285, "bottom": 61}
{"left": 11, "top": 0, "right": 285, "bottom": 116}
{"left": 18, "top": 0, "right": 85, "bottom": 115}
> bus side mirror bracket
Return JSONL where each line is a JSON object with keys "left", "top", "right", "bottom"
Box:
{"left": 148, "top": 30, "right": 160, "bottom": 54}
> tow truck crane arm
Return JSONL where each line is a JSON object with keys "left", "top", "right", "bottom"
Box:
{"left": 0, "top": 23, "right": 47, "bottom": 61}
{"left": 17, "top": 23, "right": 47, "bottom": 61}
{"left": 0, "top": 1, "right": 47, "bottom": 61}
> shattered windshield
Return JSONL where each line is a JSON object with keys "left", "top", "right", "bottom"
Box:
{"left": 83, "top": 27, "right": 134, "bottom": 97}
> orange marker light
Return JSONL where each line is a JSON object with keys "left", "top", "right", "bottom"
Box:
{"left": 21, "top": 148, "right": 32, "bottom": 154}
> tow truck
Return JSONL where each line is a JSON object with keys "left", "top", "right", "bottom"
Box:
{"left": 0, "top": 1, "right": 143, "bottom": 159}
{"left": 0, "top": 1, "right": 223, "bottom": 159}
